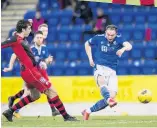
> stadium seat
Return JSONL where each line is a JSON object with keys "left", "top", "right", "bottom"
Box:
{"left": 60, "top": 17, "right": 71, "bottom": 26}
{"left": 147, "top": 15, "right": 157, "bottom": 24}
{"left": 117, "top": 67, "right": 129, "bottom": 75}
{"left": 55, "top": 51, "right": 66, "bottom": 61}
{"left": 24, "top": 10, "right": 35, "bottom": 19}
{"left": 135, "top": 15, "right": 145, "bottom": 23}
{"left": 39, "top": 2, "right": 49, "bottom": 11}
{"left": 48, "top": 18, "right": 59, "bottom": 26}
{"left": 122, "top": 14, "right": 133, "bottom": 24}
{"left": 67, "top": 51, "right": 79, "bottom": 61}
{"left": 132, "top": 30, "right": 145, "bottom": 41}
{"left": 129, "top": 60, "right": 142, "bottom": 75}
{"left": 65, "top": 67, "right": 77, "bottom": 76}
{"left": 130, "top": 48, "right": 143, "bottom": 59}
{"left": 110, "top": 15, "right": 121, "bottom": 25}
{"left": 143, "top": 47, "right": 156, "bottom": 59}
{"left": 142, "top": 60, "right": 157, "bottom": 75}
{"left": 57, "top": 26, "right": 70, "bottom": 42}
{"left": 69, "top": 26, "right": 82, "bottom": 42}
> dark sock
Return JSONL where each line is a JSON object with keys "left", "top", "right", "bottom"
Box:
{"left": 12, "top": 89, "right": 24, "bottom": 100}
{"left": 11, "top": 95, "right": 34, "bottom": 112}
{"left": 48, "top": 96, "right": 68, "bottom": 118}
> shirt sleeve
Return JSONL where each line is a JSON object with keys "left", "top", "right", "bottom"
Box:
{"left": 88, "top": 35, "right": 99, "bottom": 46}
{"left": 1, "top": 36, "right": 18, "bottom": 49}
{"left": 44, "top": 47, "right": 49, "bottom": 59}
{"left": 117, "top": 35, "right": 127, "bottom": 46}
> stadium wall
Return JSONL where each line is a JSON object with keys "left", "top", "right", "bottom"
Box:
{"left": 1, "top": 75, "right": 157, "bottom": 103}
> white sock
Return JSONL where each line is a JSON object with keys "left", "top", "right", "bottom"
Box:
{"left": 86, "top": 108, "right": 91, "bottom": 114}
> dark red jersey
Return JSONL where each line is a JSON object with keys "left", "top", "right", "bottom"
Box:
{"left": 1, "top": 35, "right": 36, "bottom": 69}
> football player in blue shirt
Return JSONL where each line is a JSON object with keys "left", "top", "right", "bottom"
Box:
{"left": 82, "top": 25, "right": 132, "bottom": 120}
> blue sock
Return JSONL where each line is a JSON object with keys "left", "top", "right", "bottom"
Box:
{"left": 90, "top": 99, "right": 108, "bottom": 112}
{"left": 100, "top": 86, "right": 110, "bottom": 101}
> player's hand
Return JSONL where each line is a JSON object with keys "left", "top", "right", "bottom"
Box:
{"left": 116, "top": 48, "right": 125, "bottom": 57}
{"left": 47, "top": 55, "right": 53, "bottom": 64}
{"left": 39, "top": 61, "right": 47, "bottom": 70}
{"left": 3, "top": 67, "right": 12, "bottom": 72}
{"left": 89, "top": 59, "right": 95, "bottom": 67}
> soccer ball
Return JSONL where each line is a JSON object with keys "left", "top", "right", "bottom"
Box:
{"left": 138, "top": 89, "right": 152, "bottom": 103}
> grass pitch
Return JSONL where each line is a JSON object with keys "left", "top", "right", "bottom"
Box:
{"left": 2, "top": 116, "right": 157, "bottom": 127}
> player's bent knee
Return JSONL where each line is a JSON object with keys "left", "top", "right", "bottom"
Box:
{"left": 97, "top": 76, "right": 105, "bottom": 86}
{"left": 44, "top": 87, "right": 58, "bottom": 99}
{"left": 30, "top": 88, "right": 41, "bottom": 100}
{"left": 109, "top": 91, "right": 117, "bottom": 99}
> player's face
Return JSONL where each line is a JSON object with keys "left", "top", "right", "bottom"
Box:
{"left": 105, "top": 29, "right": 117, "bottom": 42}
{"left": 38, "top": 26, "right": 48, "bottom": 39}
{"left": 34, "top": 34, "right": 44, "bottom": 46}
{"left": 24, "top": 25, "right": 31, "bottom": 37}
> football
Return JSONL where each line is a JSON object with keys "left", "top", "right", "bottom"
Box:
{"left": 138, "top": 89, "right": 152, "bottom": 103}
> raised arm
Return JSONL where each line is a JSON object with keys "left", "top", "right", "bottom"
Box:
{"left": 85, "top": 41, "right": 95, "bottom": 67}
{"left": 3, "top": 53, "right": 17, "bottom": 72}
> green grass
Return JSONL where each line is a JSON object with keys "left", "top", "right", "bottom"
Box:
{"left": 2, "top": 116, "right": 157, "bottom": 127}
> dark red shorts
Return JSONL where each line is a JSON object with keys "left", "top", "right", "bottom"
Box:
{"left": 21, "top": 66, "right": 51, "bottom": 93}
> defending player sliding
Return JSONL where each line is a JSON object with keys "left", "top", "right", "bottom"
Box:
{"left": 82, "top": 25, "right": 132, "bottom": 120}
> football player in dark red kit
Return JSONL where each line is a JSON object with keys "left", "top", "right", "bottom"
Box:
{"left": 2, "top": 20, "right": 78, "bottom": 122}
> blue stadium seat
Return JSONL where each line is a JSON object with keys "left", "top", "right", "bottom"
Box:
{"left": 117, "top": 66, "right": 129, "bottom": 75}
{"left": 122, "top": 14, "right": 133, "bottom": 24}
{"left": 88, "top": 2, "right": 98, "bottom": 8}
{"left": 60, "top": 10, "right": 73, "bottom": 18}
{"left": 151, "top": 30, "right": 157, "bottom": 40}
{"left": 121, "top": 30, "right": 132, "bottom": 41}
{"left": 50, "top": 11, "right": 60, "bottom": 18}
{"left": 147, "top": 15, "right": 157, "bottom": 24}
{"left": 69, "top": 26, "right": 82, "bottom": 42}
{"left": 39, "top": 2, "right": 49, "bottom": 11}
{"left": 121, "top": 51, "right": 130, "bottom": 59}
{"left": 77, "top": 61, "right": 92, "bottom": 75}
{"left": 123, "top": 5, "right": 134, "bottom": 12}
{"left": 132, "top": 30, "right": 145, "bottom": 41}
{"left": 135, "top": 15, "right": 145, "bottom": 23}
{"left": 143, "top": 47, "right": 156, "bottom": 59}
{"left": 110, "top": 15, "right": 121, "bottom": 25}
{"left": 129, "top": 60, "right": 142, "bottom": 75}
{"left": 142, "top": 60, "right": 157, "bottom": 75}
{"left": 51, "top": 67, "right": 65, "bottom": 76}
{"left": 24, "top": 10, "right": 35, "bottom": 19}
{"left": 98, "top": 3, "right": 109, "bottom": 9}
{"left": 55, "top": 51, "right": 66, "bottom": 61}
{"left": 65, "top": 67, "right": 77, "bottom": 76}
{"left": 48, "top": 18, "right": 59, "bottom": 26}
{"left": 149, "top": 7, "right": 157, "bottom": 13}
{"left": 67, "top": 51, "right": 79, "bottom": 61}
{"left": 49, "top": 1, "right": 59, "bottom": 10}
{"left": 130, "top": 48, "right": 143, "bottom": 59}
{"left": 148, "top": 24, "right": 157, "bottom": 31}
{"left": 83, "top": 25, "right": 92, "bottom": 31}
{"left": 135, "top": 24, "right": 145, "bottom": 29}
{"left": 60, "top": 17, "right": 71, "bottom": 26}
{"left": 57, "top": 26, "right": 70, "bottom": 42}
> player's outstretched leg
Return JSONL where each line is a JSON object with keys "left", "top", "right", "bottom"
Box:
{"left": 47, "top": 95, "right": 78, "bottom": 121}
{"left": 100, "top": 86, "right": 117, "bottom": 108}
{"left": 8, "top": 89, "right": 24, "bottom": 108}
{"left": 82, "top": 99, "right": 108, "bottom": 120}
{"left": 3, "top": 95, "right": 37, "bottom": 122}
{"left": 47, "top": 97, "right": 60, "bottom": 116}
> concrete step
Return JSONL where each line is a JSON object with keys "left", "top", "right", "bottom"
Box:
{"left": 1, "top": 22, "right": 17, "bottom": 26}
{"left": 2, "top": 10, "right": 26, "bottom": 16}
{"left": 2, "top": 16, "right": 23, "bottom": 21}
{"left": 7, "top": 4, "right": 35, "bottom": 10}
{"left": 12, "top": 0, "right": 37, "bottom": 4}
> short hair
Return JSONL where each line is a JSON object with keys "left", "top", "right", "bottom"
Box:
{"left": 34, "top": 31, "right": 43, "bottom": 36}
{"left": 38, "top": 23, "right": 48, "bottom": 30}
{"left": 16, "top": 20, "right": 31, "bottom": 33}
{"left": 106, "top": 25, "right": 118, "bottom": 32}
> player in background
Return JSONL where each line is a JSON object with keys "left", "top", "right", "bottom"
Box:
{"left": 2, "top": 20, "right": 77, "bottom": 122}
{"left": 82, "top": 25, "right": 132, "bottom": 120}
{"left": 4, "top": 23, "right": 59, "bottom": 117}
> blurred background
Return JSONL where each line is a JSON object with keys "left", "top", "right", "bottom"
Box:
{"left": 1, "top": 0, "right": 157, "bottom": 116}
